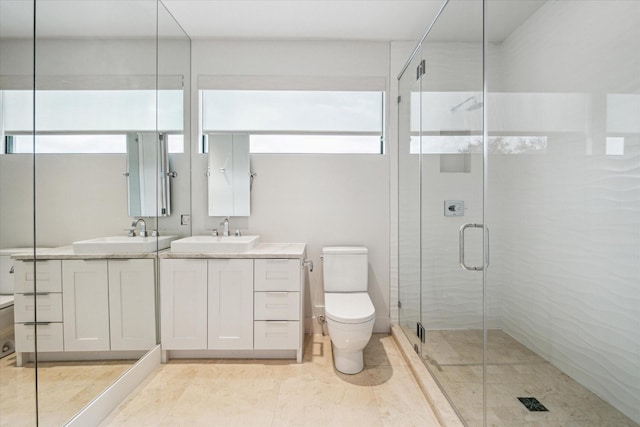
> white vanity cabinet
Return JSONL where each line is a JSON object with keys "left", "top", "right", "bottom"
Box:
{"left": 62, "top": 259, "right": 156, "bottom": 352}
{"left": 160, "top": 259, "right": 208, "bottom": 349}
{"left": 63, "top": 260, "right": 110, "bottom": 351}
{"left": 253, "top": 259, "right": 302, "bottom": 355}
{"left": 14, "top": 257, "right": 156, "bottom": 364}
{"left": 160, "top": 250, "right": 305, "bottom": 363}
{"left": 160, "top": 259, "right": 254, "bottom": 350}
{"left": 13, "top": 260, "right": 64, "bottom": 353}
{"left": 108, "top": 259, "right": 156, "bottom": 351}
{"left": 208, "top": 259, "right": 254, "bottom": 350}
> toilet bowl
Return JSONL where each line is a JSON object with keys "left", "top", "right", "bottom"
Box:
{"left": 325, "top": 292, "right": 375, "bottom": 374}
{"left": 322, "top": 246, "right": 375, "bottom": 374}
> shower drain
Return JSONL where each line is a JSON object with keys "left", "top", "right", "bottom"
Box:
{"left": 517, "top": 397, "right": 549, "bottom": 412}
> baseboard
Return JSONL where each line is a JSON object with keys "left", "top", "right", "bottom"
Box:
{"left": 64, "top": 345, "right": 161, "bottom": 426}
{"left": 391, "top": 325, "right": 464, "bottom": 427}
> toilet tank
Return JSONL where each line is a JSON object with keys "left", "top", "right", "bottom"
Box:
{"left": 322, "top": 246, "right": 368, "bottom": 292}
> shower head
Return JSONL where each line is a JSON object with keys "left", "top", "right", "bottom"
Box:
{"left": 450, "top": 96, "right": 483, "bottom": 112}
{"left": 465, "top": 100, "right": 483, "bottom": 111}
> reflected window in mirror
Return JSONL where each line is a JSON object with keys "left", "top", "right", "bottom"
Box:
{"left": 4, "top": 134, "right": 127, "bottom": 154}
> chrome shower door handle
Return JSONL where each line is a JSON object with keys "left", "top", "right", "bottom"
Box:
{"left": 459, "top": 223, "right": 489, "bottom": 271}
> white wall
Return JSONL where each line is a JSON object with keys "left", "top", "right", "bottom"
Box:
{"left": 190, "top": 40, "right": 394, "bottom": 332}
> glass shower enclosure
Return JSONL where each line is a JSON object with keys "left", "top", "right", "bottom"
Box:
{"left": 397, "top": 1, "right": 640, "bottom": 426}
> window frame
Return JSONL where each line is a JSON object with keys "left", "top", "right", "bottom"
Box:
{"left": 198, "top": 85, "right": 386, "bottom": 155}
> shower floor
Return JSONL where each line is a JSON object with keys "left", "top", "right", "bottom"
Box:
{"left": 401, "top": 326, "right": 638, "bottom": 427}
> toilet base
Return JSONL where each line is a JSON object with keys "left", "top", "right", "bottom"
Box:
{"left": 332, "top": 347, "right": 364, "bottom": 374}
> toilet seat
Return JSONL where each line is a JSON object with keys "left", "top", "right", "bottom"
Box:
{"left": 325, "top": 292, "right": 375, "bottom": 324}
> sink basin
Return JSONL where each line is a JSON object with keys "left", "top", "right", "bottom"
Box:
{"left": 171, "top": 235, "right": 260, "bottom": 254}
{"left": 72, "top": 235, "right": 178, "bottom": 254}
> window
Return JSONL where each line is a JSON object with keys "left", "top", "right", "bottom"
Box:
{"left": 4, "top": 133, "right": 184, "bottom": 154}
{"left": 200, "top": 90, "right": 384, "bottom": 154}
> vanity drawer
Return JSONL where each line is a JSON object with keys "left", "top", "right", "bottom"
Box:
{"left": 254, "top": 259, "right": 300, "bottom": 292}
{"left": 254, "top": 321, "right": 300, "bottom": 350}
{"left": 254, "top": 292, "right": 299, "bottom": 321}
{"left": 15, "top": 322, "right": 64, "bottom": 352}
{"left": 14, "top": 260, "right": 62, "bottom": 293}
{"left": 14, "top": 293, "right": 63, "bottom": 323}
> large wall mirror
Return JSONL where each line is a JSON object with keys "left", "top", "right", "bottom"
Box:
{"left": 0, "top": 0, "right": 190, "bottom": 425}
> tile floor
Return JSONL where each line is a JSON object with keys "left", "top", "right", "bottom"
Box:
{"left": 0, "top": 353, "right": 132, "bottom": 427}
{"left": 101, "top": 334, "right": 441, "bottom": 427}
{"left": 416, "top": 329, "right": 639, "bottom": 427}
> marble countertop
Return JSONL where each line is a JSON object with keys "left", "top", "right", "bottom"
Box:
{"left": 161, "top": 243, "right": 307, "bottom": 259}
{"left": 11, "top": 243, "right": 307, "bottom": 260}
{"left": 11, "top": 246, "right": 158, "bottom": 260}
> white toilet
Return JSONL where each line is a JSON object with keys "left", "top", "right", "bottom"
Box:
{"left": 323, "top": 246, "right": 375, "bottom": 374}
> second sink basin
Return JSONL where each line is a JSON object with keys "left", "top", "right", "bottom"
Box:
{"left": 171, "top": 235, "right": 260, "bottom": 254}
{"left": 73, "top": 235, "right": 178, "bottom": 254}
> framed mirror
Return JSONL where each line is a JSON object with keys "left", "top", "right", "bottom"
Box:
{"left": 127, "top": 132, "right": 172, "bottom": 217}
{"left": 207, "top": 133, "right": 250, "bottom": 217}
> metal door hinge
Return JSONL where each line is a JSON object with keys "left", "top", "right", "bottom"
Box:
{"left": 416, "top": 59, "right": 426, "bottom": 80}
{"left": 417, "top": 322, "right": 426, "bottom": 343}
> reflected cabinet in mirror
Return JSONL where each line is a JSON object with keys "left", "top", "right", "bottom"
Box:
{"left": 208, "top": 133, "right": 250, "bottom": 217}
{"left": 127, "top": 132, "right": 172, "bottom": 217}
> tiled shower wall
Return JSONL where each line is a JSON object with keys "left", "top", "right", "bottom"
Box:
{"left": 398, "top": 1, "right": 639, "bottom": 423}
{"left": 488, "top": 1, "right": 640, "bottom": 422}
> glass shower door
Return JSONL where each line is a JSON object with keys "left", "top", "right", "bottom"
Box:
{"left": 398, "top": 49, "right": 424, "bottom": 352}
{"left": 398, "top": 2, "right": 486, "bottom": 424}
{"left": 419, "top": 1, "right": 485, "bottom": 423}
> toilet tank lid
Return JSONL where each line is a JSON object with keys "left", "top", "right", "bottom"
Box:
{"left": 322, "top": 246, "right": 368, "bottom": 255}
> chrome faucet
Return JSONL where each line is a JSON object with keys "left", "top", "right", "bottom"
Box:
{"left": 220, "top": 217, "right": 230, "bottom": 236}
{"left": 132, "top": 218, "right": 147, "bottom": 237}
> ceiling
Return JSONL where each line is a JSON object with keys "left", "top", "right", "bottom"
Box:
{"left": 0, "top": 0, "right": 546, "bottom": 42}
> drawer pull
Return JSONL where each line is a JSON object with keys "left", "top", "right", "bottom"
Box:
{"left": 265, "top": 292, "right": 288, "bottom": 295}
{"left": 22, "top": 292, "right": 51, "bottom": 296}
{"left": 265, "top": 304, "right": 288, "bottom": 309}
{"left": 265, "top": 271, "right": 289, "bottom": 280}
{"left": 23, "top": 322, "right": 51, "bottom": 326}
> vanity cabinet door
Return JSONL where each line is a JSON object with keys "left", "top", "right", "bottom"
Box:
{"left": 160, "top": 259, "right": 207, "bottom": 350}
{"left": 207, "top": 259, "right": 253, "bottom": 350}
{"left": 62, "top": 260, "right": 110, "bottom": 351}
{"left": 109, "top": 259, "right": 156, "bottom": 351}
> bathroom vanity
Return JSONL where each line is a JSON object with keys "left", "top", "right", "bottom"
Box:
{"left": 160, "top": 243, "right": 306, "bottom": 363}
{"left": 11, "top": 248, "right": 157, "bottom": 366}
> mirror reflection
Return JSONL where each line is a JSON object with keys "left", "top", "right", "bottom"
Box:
{"left": 1, "top": 0, "right": 190, "bottom": 425}
{"left": 127, "top": 132, "right": 172, "bottom": 217}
